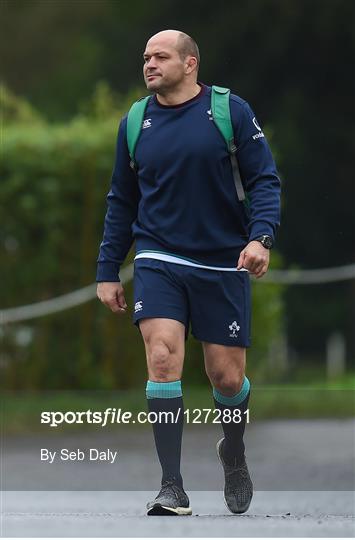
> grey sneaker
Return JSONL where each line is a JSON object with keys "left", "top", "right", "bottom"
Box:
{"left": 216, "top": 437, "right": 253, "bottom": 514}
{"left": 147, "top": 479, "right": 192, "bottom": 516}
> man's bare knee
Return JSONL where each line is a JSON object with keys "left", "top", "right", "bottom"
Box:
{"left": 149, "top": 342, "right": 173, "bottom": 380}
{"left": 139, "top": 318, "right": 185, "bottom": 381}
{"left": 203, "top": 343, "right": 246, "bottom": 396}
{"left": 146, "top": 337, "right": 181, "bottom": 381}
{"left": 207, "top": 369, "right": 244, "bottom": 396}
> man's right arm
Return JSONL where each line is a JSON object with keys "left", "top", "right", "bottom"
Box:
{"left": 96, "top": 116, "right": 140, "bottom": 283}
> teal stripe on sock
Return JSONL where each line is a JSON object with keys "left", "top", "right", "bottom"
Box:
{"left": 213, "top": 376, "right": 250, "bottom": 406}
{"left": 146, "top": 380, "right": 182, "bottom": 399}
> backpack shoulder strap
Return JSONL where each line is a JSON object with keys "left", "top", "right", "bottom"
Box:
{"left": 211, "top": 85, "right": 234, "bottom": 149}
{"left": 126, "top": 95, "right": 150, "bottom": 169}
{"left": 211, "top": 85, "right": 246, "bottom": 202}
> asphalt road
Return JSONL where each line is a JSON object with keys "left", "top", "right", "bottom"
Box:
{"left": 2, "top": 490, "right": 354, "bottom": 537}
{"left": 1, "top": 420, "right": 354, "bottom": 537}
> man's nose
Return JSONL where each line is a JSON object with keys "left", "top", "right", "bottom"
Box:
{"left": 146, "top": 57, "right": 157, "bottom": 69}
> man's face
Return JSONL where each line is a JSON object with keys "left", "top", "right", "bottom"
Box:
{"left": 143, "top": 36, "right": 186, "bottom": 93}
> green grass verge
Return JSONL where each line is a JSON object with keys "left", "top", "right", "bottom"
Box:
{"left": 1, "top": 384, "right": 354, "bottom": 435}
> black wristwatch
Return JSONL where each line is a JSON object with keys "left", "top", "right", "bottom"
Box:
{"left": 254, "top": 235, "right": 273, "bottom": 249}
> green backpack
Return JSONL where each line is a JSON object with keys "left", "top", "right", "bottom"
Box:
{"left": 126, "top": 85, "right": 246, "bottom": 202}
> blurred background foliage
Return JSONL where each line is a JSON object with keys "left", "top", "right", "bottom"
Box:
{"left": 1, "top": 83, "right": 284, "bottom": 389}
{"left": 1, "top": 0, "right": 354, "bottom": 390}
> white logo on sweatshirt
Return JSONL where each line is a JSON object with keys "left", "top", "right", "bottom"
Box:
{"left": 142, "top": 119, "right": 151, "bottom": 129}
{"left": 252, "top": 116, "right": 265, "bottom": 140}
{"left": 253, "top": 117, "right": 262, "bottom": 131}
{"left": 135, "top": 301, "right": 143, "bottom": 313}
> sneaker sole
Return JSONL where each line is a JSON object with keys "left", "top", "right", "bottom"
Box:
{"left": 216, "top": 438, "right": 252, "bottom": 515}
{"left": 147, "top": 504, "right": 192, "bottom": 516}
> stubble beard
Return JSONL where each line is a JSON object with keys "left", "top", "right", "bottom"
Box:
{"left": 145, "top": 72, "right": 184, "bottom": 96}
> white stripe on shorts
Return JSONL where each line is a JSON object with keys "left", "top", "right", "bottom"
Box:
{"left": 134, "top": 251, "right": 249, "bottom": 272}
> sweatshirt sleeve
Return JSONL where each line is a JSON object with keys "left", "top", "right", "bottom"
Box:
{"left": 96, "top": 116, "right": 140, "bottom": 282}
{"left": 232, "top": 99, "right": 281, "bottom": 243}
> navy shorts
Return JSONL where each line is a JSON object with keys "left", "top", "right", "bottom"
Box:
{"left": 133, "top": 258, "right": 251, "bottom": 347}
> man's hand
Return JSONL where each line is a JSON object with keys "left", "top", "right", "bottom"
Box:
{"left": 96, "top": 282, "right": 127, "bottom": 314}
{"left": 237, "top": 240, "right": 270, "bottom": 278}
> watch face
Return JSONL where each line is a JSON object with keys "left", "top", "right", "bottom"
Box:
{"left": 261, "top": 235, "right": 273, "bottom": 248}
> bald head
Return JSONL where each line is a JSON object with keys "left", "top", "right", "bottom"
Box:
{"left": 143, "top": 29, "right": 200, "bottom": 95}
{"left": 147, "top": 30, "right": 200, "bottom": 70}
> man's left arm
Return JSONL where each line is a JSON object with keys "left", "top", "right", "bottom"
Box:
{"left": 232, "top": 100, "right": 281, "bottom": 278}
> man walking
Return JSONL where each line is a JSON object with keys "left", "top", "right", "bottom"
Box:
{"left": 96, "top": 29, "right": 281, "bottom": 516}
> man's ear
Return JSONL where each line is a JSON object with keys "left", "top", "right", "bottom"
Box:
{"left": 185, "top": 56, "right": 198, "bottom": 74}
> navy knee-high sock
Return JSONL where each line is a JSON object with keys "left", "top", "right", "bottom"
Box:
{"left": 146, "top": 380, "right": 184, "bottom": 488}
{"left": 213, "top": 376, "right": 251, "bottom": 465}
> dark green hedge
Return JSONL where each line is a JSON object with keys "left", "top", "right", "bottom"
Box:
{"left": 1, "top": 88, "right": 285, "bottom": 390}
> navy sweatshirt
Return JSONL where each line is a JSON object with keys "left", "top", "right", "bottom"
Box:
{"left": 96, "top": 83, "right": 281, "bottom": 282}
